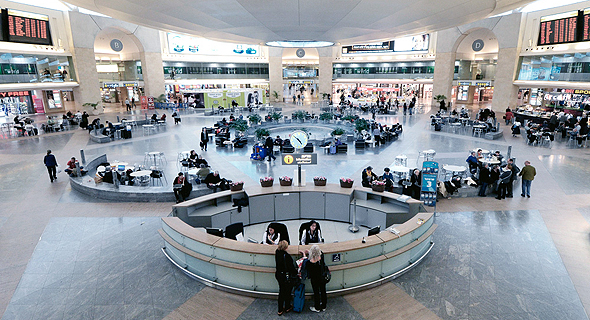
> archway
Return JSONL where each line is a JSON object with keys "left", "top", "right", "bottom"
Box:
{"left": 93, "top": 27, "right": 145, "bottom": 107}
{"left": 282, "top": 48, "right": 319, "bottom": 104}
{"left": 451, "top": 28, "right": 499, "bottom": 108}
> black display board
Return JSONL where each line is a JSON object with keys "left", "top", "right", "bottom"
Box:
{"left": 538, "top": 11, "right": 578, "bottom": 45}
{"left": 5, "top": 9, "right": 52, "bottom": 45}
{"left": 342, "top": 41, "right": 393, "bottom": 54}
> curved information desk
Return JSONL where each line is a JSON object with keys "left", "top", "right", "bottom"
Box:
{"left": 159, "top": 184, "right": 436, "bottom": 297}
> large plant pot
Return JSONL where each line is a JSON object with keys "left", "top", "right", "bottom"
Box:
{"left": 371, "top": 184, "right": 385, "bottom": 192}
{"left": 314, "top": 179, "right": 327, "bottom": 186}
{"left": 340, "top": 181, "right": 353, "bottom": 188}
{"left": 279, "top": 179, "right": 292, "bottom": 186}
{"left": 230, "top": 183, "right": 244, "bottom": 191}
{"left": 260, "top": 180, "right": 274, "bottom": 187}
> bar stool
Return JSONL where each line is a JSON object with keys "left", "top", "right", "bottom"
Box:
{"left": 473, "top": 127, "right": 484, "bottom": 138}
{"left": 394, "top": 155, "right": 408, "bottom": 167}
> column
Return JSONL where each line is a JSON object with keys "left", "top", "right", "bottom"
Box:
{"left": 268, "top": 47, "right": 283, "bottom": 102}
{"left": 71, "top": 47, "right": 101, "bottom": 112}
{"left": 140, "top": 51, "right": 165, "bottom": 98}
{"left": 432, "top": 52, "right": 456, "bottom": 106}
{"left": 318, "top": 47, "right": 335, "bottom": 100}
{"left": 492, "top": 47, "right": 520, "bottom": 111}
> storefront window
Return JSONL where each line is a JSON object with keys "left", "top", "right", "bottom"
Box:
{"left": 516, "top": 54, "right": 590, "bottom": 82}
{"left": 0, "top": 53, "right": 74, "bottom": 84}
{"left": 162, "top": 62, "right": 269, "bottom": 79}
{"left": 333, "top": 62, "right": 434, "bottom": 79}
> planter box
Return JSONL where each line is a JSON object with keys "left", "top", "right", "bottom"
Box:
{"left": 260, "top": 180, "right": 274, "bottom": 187}
{"left": 340, "top": 181, "right": 353, "bottom": 188}
{"left": 371, "top": 184, "right": 385, "bottom": 192}
{"left": 314, "top": 179, "right": 327, "bottom": 186}
{"left": 279, "top": 179, "right": 292, "bottom": 186}
{"left": 230, "top": 183, "right": 244, "bottom": 191}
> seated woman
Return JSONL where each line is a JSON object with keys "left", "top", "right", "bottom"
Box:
{"left": 173, "top": 172, "right": 192, "bottom": 203}
{"left": 188, "top": 150, "right": 199, "bottom": 167}
{"left": 262, "top": 224, "right": 280, "bottom": 245}
{"left": 301, "top": 220, "right": 322, "bottom": 245}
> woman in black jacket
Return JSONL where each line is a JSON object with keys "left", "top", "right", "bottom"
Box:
{"left": 275, "top": 240, "right": 296, "bottom": 315}
{"left": 302, "top": 245, "right": 327, "bottom": 312}
{"left": 173, "top": 172, "right": 192, "bottom": 203}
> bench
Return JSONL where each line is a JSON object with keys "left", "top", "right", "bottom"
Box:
{"left": 484, "top": 129, "right": 503, "bottom": 140}
{"left": 89, "top": 131, "right": 111, "bottom": 143}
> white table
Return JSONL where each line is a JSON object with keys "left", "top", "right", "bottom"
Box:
{"left": 391, "top": 166, "right": 410, "bottom": 181}
{"left": 223, "top": 140, "right": 234, "bottom": 149}
{"left": 442, "top": 165, "right": 467, "bottom": 179}
{"left": 142, "top": 124, "right": 156, "bottom": 136}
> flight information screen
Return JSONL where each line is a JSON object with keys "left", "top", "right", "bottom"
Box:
{"left": 6, "top": 9, "right": 52, "bottom": 45}
{"left": 538, "top": 11, "right": 578, "bottom": 45}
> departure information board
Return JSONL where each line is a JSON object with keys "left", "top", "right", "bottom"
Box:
{"left": 583, "top": 9, "right": 590, "bottom": 41}
{"left": 538, "top": 11, "right": 578, "bottom": 45}
{"left": 6, "top": 9, "right": 51, "bottom": 45}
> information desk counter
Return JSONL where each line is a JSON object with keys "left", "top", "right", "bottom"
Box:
{"left": 160, "top": 184, "right": 436, "bottom": 296}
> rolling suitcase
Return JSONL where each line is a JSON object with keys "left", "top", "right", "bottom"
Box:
{"left": 292, "top": 283, "right": 305, "bottom": 313}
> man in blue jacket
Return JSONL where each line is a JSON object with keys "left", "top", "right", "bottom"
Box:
{"left": 43, "top": 150, "right": 58, "bottom": 182}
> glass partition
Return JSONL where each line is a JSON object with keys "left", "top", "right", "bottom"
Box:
{"left": 517, "top": 54, "right": 590, "bottom": 82}
{"left": 0, "top": 53, "right": 74, "bottom": 84}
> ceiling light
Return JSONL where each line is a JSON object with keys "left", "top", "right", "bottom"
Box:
{"left": 266, "top": 41, "right": 334, "bottom": 48}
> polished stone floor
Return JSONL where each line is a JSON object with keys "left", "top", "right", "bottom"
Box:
{"left": 1, "top": 101, "right": 590, "bottom": 319}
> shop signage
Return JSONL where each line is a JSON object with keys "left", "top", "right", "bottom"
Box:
{"left": 103, "top": 83, "right": 120, "bottom": 88}
{"left": 226, "top": 92, "right": 240, "bottom": 98}
{"left": 288, "top": 80, "right": 314, "bottom": 84}
{"left": 574, "top": 89, "right": 590, "bottom": 94}
{"left": 282, "top": 153, "right": 317, "bottom": 165}
{"left": 457, "top": 81, "right": 491, "bottom": 87}
{"left": 0, "top": 91, "right": 29, "bottom": 97}
{"left": 33, "top": 97, "right": 44, "bottom": 114}
{"left": 122, "top": 82, "right": 137, "bottom": 87}
{"left": 208, "top": 92, "right": 223, "bottom": 98}
{"left": 147, "top": 96, "right": 154, "bottom": 109}
{"left": 140, "top": 96, "right": 148, "bottom": 109}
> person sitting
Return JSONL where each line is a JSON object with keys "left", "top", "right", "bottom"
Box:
{"left": 188, "top": 150, "right": 199, "bottom": 167}
{"left": 493, "top": 150, "right": 504, "bottom": 164}
{"left": 362, "top": 166, "right": 378, "bottom": 187}
{"left": 64, "top": 157, "right": 85, "bottom": 176}
{"left": 172, "top": 111, "right": 181, "bottom": 124}
{"left": 88, "top": 118, "right": 101, "bottom": 133}
{"left": 160, "top": 114, "right": 167, "bottom": 122}
{"left": 151, "top": 113, "right": 158, "bottom": 123}
{"left": 274, "top": 136, "right": 283, "bottom": 151}
{"left": 301, "top": 220, "right": 322, "bottom": 245}
{"left": 204, "top": 171, "right": 229, "bottom": 192}
{"left": 408, "top": 169, "right": 422, "bottom": 200}
{"left": 382, "top": 167, "right": 394, "bottom": 191}
{"left": 195, "top": 164, "right": 210, "bottom": 184}
{"left": 100, "top": 166, "right": 120, "bottom": 184}
{"left": 466, "top": 152, "right": 479, "bottom": 174}
{"left": 173, "top": 172, "right": 192, "bottom": 203}
{"left": 262, "top": 224, "right": 280, "bottom": 245}
{"left": 476, "top": 149, "right": 484, "bottom": 159}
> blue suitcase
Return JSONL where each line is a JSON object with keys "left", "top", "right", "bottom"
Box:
{"left": 292, "top": 283, "right": 305, "bottom": 313}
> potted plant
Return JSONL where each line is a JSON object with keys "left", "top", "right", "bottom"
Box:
{"left": 270, "top": 111, "right": 282, "bottom": 123}
{"left": 248, "top": 114, "right": 262, "bottom": 126}
{"left": 355, "top": 118, "right": 369, "bottom": 133}
{"left": 293, "top": 110, "right": 307, "bottom": 123}
{"left": 371, "top": 180, "right": 386, "bottom": 192}
{"left": 313, "top": 176, "right": 327, "bottom": 186}
{"left": 255, "top": 128, "right": 270, "bottom": 140}
{"left": 84, "top": 101, "right": 101, "bottom": 115}
{"left": 321, "top": 92, "right": 330, "bottom": 101}
{"left": 230, "top": 119, "right": 248, "bottom": 133}
{"left": 260, "top": 176, "right": 274, "bottom": 187}
{"left": 331, "top": 127, "right": 345, "bottom": 138}
{"left": 230, "top": 181, "right": 244, "bottom": 191}
{"left": 319, "top": 112, "right": 333, "bottom": 123}
{"left": 273, "top": 90, "right": 279, "bottom": 102}
{"left": 279, "top": 176, "right": 292, "bottom": 186}
{"left": 434, "top": 94, "right": 447, "bottom": 108}
{"left": 340, "top": 177, "right": 354, "bottom": 188}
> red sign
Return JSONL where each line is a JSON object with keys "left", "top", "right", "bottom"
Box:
{"left": 140, "top": 96, "right": 148, "bottom": 109}
{"left": 147, "top": 96, "right": 155, "bottom": 109}
{"left": 0, "top": 91, "right": 30, "bottom": 97}
{"left": 33, "top": 97, "right": 44, "bottom": 114}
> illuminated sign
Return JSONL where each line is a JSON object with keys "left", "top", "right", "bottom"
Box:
{"left": 343, "top": 35, "right": 429, "bottom": 54}
{"left": 6, "top": 9, "right": 52, "bottom": 45}
{"left": 281, "top": 153, "right": 317, "bottom": 165}
{"left": 574, "top": 89, "right": 590, "bottom": 94}
{"left": 0, "top": 91, "right": 29, "bottom": 97}
{"left": 167, "top": 33, "right": 259, "bottom": 56}
{"left": 538, "top": 11, "right": 578, "bottom": 45}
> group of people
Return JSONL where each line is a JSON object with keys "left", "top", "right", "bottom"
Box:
{"left": 361, "top": 166, "right": 421, "bottom": 199}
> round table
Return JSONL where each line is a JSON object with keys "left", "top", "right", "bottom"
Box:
{"left": 478, "top": 158, "right": 501, "bottom": 166}
{"left": 130, "top": 170, "right": 152, "bottom": 178}
{"left": 442, "top": 165, "right": 467, "bottom": 178}
{"left": 391, "top": 166, "right": 410, "bottom": 181}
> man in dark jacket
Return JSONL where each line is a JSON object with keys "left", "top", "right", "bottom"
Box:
{"left": 361, "top": 166, "right": 378, "bottom": 187}
{"left": 505, "top": 158, "right": 520, "bottom": 197}
{"left": 43, "top": 150, "right": 58, "bottom": 182}
{"left": 204, "top": 171, "right": 229, "bottom": 192}
{"left": 478, "top": 163, "right": 491, "bottom": 197}
{"left": 265, "top": 136, "right": 276, "bottom": 162}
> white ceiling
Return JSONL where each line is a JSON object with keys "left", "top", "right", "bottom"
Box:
{"left": 64, "top": 0, "right": 537, "bottom": 45}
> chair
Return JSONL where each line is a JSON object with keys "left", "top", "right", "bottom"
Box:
{"left": 394, "top": 155, "right": 408, "bottom": 167}
{"left": 473, "top": 127, "right": 484, "bottom": 138}
{"left": 298, "top": 221, "right": 323, "bottom": 245}
{"left": 206, "top": 228, "right": 224, "bottom": 237}
{"left": 225, "top": 222, "right": 244, "bottom": 241}
{"left": 150, "top": 169, "right": 166, "bottom": 186}
{"left": 355, "top": 140, "right": 366, "bottom": 149}
{"left": 303, "top": 142, "right": 314, "bottom": 153}
{"left": 336, "top": 144, "right": 348, "bottom": 153}
{"left": 282, "top": 142, "right": 295, "bottom": 153}
{"left": 268, "top": 222, "right": 290, "bottom": 244}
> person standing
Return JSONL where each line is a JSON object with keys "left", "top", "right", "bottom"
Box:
{"left": 275, "top": 240, "right": 296, "bottom": 316}
{"left": 131, "top": 96, "right": 136, "bottom": 108}
{"left": 125, "top": 98, "right": 131, "bottom": 111}
{"left": 265, "top": 136, "right": 276, "bottom": 162}
{"left": 496, "top": 165, "right": 512, "bottom": 200}
{"left": 519, "top": 160, "right": 536, "bottom": 198}
{"left": 505, "top": 158, "right": 520, "bottom": 197}
{"left": 302, "top": 245, "right": 327, "bottom": 312}
{"left": 43, "top": 150, "right": 58, "bottom": 183}
{"left": 200, "top": 128, "right": 209, "bottom": 151}
{"left": 478, "top": 163, "right": 490, "bottom": 197}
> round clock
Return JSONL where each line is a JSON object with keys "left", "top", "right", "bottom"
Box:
{"left": 290, "top": 130, "right": 308, "bottom": 149}
{"left": 296, "top": 48, "right": 306, "bottom": 58}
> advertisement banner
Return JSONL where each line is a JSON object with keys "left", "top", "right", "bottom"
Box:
{"left": 33, "top": 97, "right": 44, "bottom": 114}
{"left": 147, "top": 96, "right": 154, "bottom": 109}
{"left": 167, "top": 33, "right": 259, "bottom": 56}
{"left": 140, "top": 96, "right": 148, "bottom": 109}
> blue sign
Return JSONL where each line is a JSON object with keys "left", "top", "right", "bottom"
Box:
{"left": 421, "top": 161, "right": 439, "bottom": 206}
{"left": 421, "top": 174, "right": 437, "bottom": 193}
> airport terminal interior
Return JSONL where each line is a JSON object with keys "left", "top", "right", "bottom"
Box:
{"left": 2, "top": 0, "right": 590, "bottom": 319}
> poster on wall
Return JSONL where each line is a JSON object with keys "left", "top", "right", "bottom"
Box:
{"left": 183, "top": 92, "right": 205, "bottom": 108}
{"left": 33, "top": 97, "right": 44, "bottom": 114}
{"left": 393, "top": 34, "right": 429, "bottom": 51}
{"left": 167, "top": 33, "right": 259, "bottom": 56}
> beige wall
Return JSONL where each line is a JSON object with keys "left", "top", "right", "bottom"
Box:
{"left": 71, "top": 47, "right": 101, "bottom": 111}
{"left": 318, "top": 47, "right": 335, "bottom": 99}
{"left": 432, "top": 52, "right": 456, "bottom": 105}
{"left": 140, "top": 52, "right": 165, "bottom": 98}
{"left": 493, "top": 47, "right": 520, "bottom": 110}
{"left": 268, "top": 47, "right": 283, "bottom": 102}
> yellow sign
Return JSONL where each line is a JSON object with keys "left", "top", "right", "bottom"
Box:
{"left": 284, "top": 154, "right": 294, "bottom": 164}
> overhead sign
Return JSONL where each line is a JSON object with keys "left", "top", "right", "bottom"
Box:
{"left": 110, "top": 39, "right": 123, "bottom": 52}
{"left": 342, "top": 34, "right": 429, "bottom": 54}
{"left": 6, "top": 9, "right": 52, "bottom": 45}
{"left": 457, "top": 80, "right": 492, "bottom": 87}
{"left": 472, "top": 39, "right": 484, "bottom": 52}
{"left": 167, "top": 33, "right": 259, "bottom": 56}
{"left": 282, "top": 153, "right": 317, "bottom": 165}
{"left": 539, "top": 10, "right": 578, "bottom": 45}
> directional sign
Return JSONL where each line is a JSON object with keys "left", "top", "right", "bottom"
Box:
{"left": 282, "top": 153, "right": 317, "bottom": 165}
{"left": 421, "top": 161, "right": 439, "bottom": 207}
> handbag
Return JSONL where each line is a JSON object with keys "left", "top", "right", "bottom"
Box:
{"left": 321, "top": 258, "right": 331, "bottom": 283}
